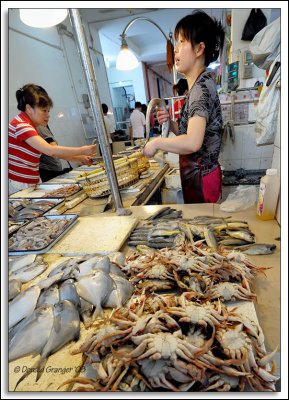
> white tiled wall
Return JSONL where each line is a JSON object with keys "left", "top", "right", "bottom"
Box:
{"left": 219, "top": 124, "right": 274, "bottom": 171}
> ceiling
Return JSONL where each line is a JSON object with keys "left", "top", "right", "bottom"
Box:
{"left": 79, "top": 8, "right": 225, "bottom": 68}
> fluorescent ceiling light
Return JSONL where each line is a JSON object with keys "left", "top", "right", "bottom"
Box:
{"left": 116, "top": 36, "right": 139, "bottom": 71}
{"left": 19, "top": 9, "right": 68, "bottom": 28}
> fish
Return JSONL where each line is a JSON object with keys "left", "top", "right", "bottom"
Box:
{"left": 218, "top": 238, "right": 250, "bottom": 246}
{"left": 9, "top": 262, "right": 48, "bottom": 283}
{"left": 8, "top": 279, "right": 22, "bottom": 301}
{"left": 9, "top": 254, "right": 36, "bottom": 273}
{"left": 232, "top": 243, "right": 277, "bottom": 255}
{"left": 204, "top": 227, "right": 218, "bottom": 251}
{"left": 72, "top": 255, "right": 103, "bottom": 279}
{"left": 9, "top": 304, "right": 54, "bottom": 362}
{"left": 59, "top": 279, "right": 81, "bottom": 308}
{"left": 145, "top": 98, "right": 170, "bottom": 139}
{"left": 108, "top": 251, "right": 126, "bottom": 267}
{"left": 105, "top": 274, "right": 134, "bottom": 308}
{"left": 14, "top": 300, "right": 80, "bottom": 389}
{"left": 9, "top": 285, "right": 41, "bottom": 329}
{"left": 37, "top": 284, "right": 60, "bottom": 307}
{"left": 226, "top": 229, "right": 255, "bottom": 243}
{"left": 75, "top": 270, "right": 114, "bottom": 318}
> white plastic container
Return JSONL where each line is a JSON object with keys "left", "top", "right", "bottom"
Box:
{"left": 256, "top": 169, "right": 280, "bottom": 221}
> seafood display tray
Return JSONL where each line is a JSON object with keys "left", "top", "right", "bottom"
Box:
{"left": 9, "top": 183, "right": 83, "bottom": 201}
{"left": 9, "top": 198, "right": 65, "bottom": 219}
{"left": 9, "top": 214, "right": 79, "bottom": 256}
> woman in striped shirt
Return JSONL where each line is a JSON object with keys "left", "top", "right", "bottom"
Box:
{"left": 9, "top": 84, "right": 96, "bottom": 194}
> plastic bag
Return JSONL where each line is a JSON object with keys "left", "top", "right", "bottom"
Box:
{"left": 241, "top": 9, "right": 267, "bottom": 41}
{"left": 249, "top": 17, "right": 280, "bottom": 70}
{"left": 255, "top": 57, "right": 280, "bottom": 146}
{"left": 220, "top": 185, "right": 258, "bottom": 212}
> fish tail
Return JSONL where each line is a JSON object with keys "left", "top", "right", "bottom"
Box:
{"left": 14, "top": 357, "right": 46, "bottom": 391}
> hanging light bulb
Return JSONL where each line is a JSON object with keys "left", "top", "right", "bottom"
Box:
{"left": 116, "top": 35, "right": 139, "bottom": 71}
{"left": 19, "top": 9, "right": 68, "bottom": 28}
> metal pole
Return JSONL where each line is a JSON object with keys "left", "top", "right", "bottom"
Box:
{"left": 69, "top": 9, "right": 123, "bottom": 211}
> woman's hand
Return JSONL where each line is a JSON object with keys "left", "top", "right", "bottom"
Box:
{"left": 143, "top": 139, "right": 159, "bottom": 158}
{"left": 79, "top": 155, "right": 93, "bottom": 165}
{"left": 156, "top": 109, "right": 170, "bottom": 125}
{"left": 82, "top": 144, "right": 97, "bottom": 156}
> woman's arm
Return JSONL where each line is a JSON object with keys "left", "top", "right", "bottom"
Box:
{"left": 143, "top": 115, "right": 206, "bottom": 157}
{"left": 25, "top": 135, "right": 96, "bottom": 158}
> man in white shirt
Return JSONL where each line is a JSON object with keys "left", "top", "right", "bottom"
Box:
{"left": 129, "top": 101, "right": 146, "bottom": 143}
{"left": 102, "top": 103, "right": 116, "bottom": 144}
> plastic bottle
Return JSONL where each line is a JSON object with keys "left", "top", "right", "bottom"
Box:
{"left": 256, "top": 169, "right": 280, "bottom": 220}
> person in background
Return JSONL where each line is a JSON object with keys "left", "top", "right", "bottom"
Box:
{"left": 38, "top": 125, "right": 93, "bottom": 182}
{"left": 8, "top": 84, "right": 96, "bottom": 195}
{"left": 143, "top": 11, "right": 225, "bottom": 204}
{"left": 170, "top": 78, "right": 189, "bottom": 123}
{"left": 101, "top": 103, "right": 116, "bottom": 148}
{"left": 129, "top": 101, "right": 146, "bottom": 143}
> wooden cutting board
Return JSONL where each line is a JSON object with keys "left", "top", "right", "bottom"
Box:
{"left": 47, "top": 215, "right": 139, "bottom": 255}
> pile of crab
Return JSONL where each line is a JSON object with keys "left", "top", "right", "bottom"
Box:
{"left": 61, "top": 292, "right": 279, "bottom": 392}
{"left": 122, "top": 243, "right": 269, "bottom": 302}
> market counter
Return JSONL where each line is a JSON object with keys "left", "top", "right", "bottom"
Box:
{"left": 9, "top": 204, "right": 280, "bottom": 391}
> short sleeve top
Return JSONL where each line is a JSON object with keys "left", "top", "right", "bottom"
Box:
{"left": 178, "top": 72, "right": 223, "bottom": 168}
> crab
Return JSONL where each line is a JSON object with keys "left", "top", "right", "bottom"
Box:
{"left": 131, "top": 263, "right": 175, "bottom": 283}
{"left": 209, "top": 282, "right": 257, "bottom": 302}
{"left": 216, "top": 324, "right": 252, "bottom": 360}
{"left": 201, "top": 373, "right": 241, "bottom": 392}
{"left": 115, "top": 330, "right": 208, "bottom": 364}
{"left": 167, "top": 298, "right": 224, "bottom": 329}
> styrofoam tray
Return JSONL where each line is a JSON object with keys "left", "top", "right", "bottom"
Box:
{"left": 48, "top": 215, "right": 139, "bottom": 255}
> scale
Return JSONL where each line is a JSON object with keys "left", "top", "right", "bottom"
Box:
{"left": 228, "top": 61, "right": 239, "bottom": 91}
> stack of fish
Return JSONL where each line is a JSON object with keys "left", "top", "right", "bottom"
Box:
{"left": 9, "top": 252, "right": 135, "bottom": 389}
{"left": 128, "top": 221, "right": 185, "bottom": 249}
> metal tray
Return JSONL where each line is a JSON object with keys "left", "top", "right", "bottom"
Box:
{"left": 8, "top": 214, "right": 79, "bottom": 256}
{"left": 9, "top": 198, "right": 65, "bottom": 221}
{"left": 9, "top": 183, "right": 83, "bottom": 201}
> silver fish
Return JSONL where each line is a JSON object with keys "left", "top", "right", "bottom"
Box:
{"left": 14, "top": 300, "right": 80, "bottom": 389}
{"left": 233, "top": 243, "right": 277, "bottom": 255}
{"left": 9, "top": 304, "right": 54, "bottom": 362}
{"left": 75, "top": 270, "right": 114, "bottom": 318}
{"left": 9, "top": 285, "right": 41, "bottom": 329}
{"left": 9, "top": 279, "right": 22, "bottom": 301}
{"left": 37, "top": 284, "right": 60, "bottom": 307}
{"left": 9, "top": 262, "right": 48, "bottom": 283}
{"left": 145, "top": 98, "right": 170, "bottom": 139}
{"left": 59, "top": 279, "right": 81, "bottom": 308}
{"left": 108, "top": 251, "right": 126, "bottom": 267}
{"left": 105, "top": 274, "right": 134, "bottom": 308}
{"left": 72, "top": 255, "right": 103, "bottom": 279}
{"left": 9, "top": 254, "right": 36, "bottom": 273}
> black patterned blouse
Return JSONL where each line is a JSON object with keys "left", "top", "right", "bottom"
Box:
{"left": 178, "top": 71, "right": 223, "bottom": 174}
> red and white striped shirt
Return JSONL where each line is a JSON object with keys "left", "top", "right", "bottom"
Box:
{"left": 9, "top": 112, "right": 41, "bottom": 184}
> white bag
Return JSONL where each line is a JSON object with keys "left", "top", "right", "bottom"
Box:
{"left": 255, "top": 57, "right": 280, "bottom": 146}
{"left": 249, "top": 17, "right": 280, "bottom": 70}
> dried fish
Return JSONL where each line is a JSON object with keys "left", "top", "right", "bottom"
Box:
{"left": 37, "top": 285, "right": 60, "bottom": 307}
{"left": 9, "top": 261, "right": 48, "bottom": 283}
{"left": 232, "top": 243, "right": 277, "bottom": 255}
{"left": 9, "top": 285, "right": 41, "bottom": 329}
{"left": 226, "top": 229, "right": 255, "bottom": 243}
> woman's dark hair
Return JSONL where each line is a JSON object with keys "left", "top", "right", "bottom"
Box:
{"left": 174, "top": 10, "right": 225, "bottom": 67}
{"left": 173, "top": 78, "right": 188, "bottom": 96}
{"left": 16, "top": 84, "right": 53, "bottom": 111}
